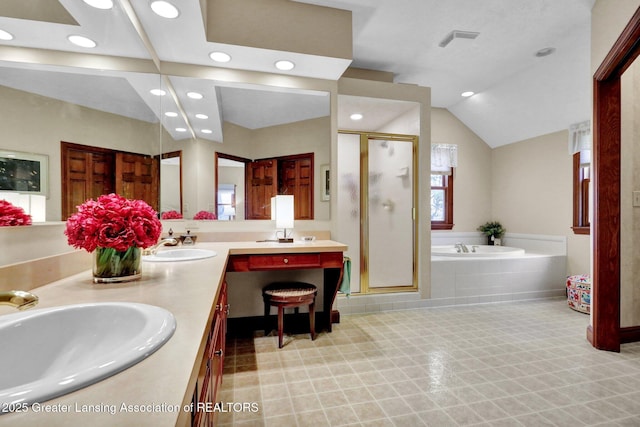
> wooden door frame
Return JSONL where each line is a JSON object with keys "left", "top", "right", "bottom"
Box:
{"left": 161, "top": 151, "right": 183, "bottom": 215}
{"left": 215, "top": 152, "right": 251, "bottom": 219}
{"left": 590, "top": 7, "right": 640, "bottom": 351}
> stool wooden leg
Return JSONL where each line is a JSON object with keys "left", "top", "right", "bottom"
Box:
{"left": 263, "top": 298, "right": 270, "bottom": 336}
{"left": 277, "top": 305, "right": 284, "bottom": 348}
{"left": 309, "top": 301, "right": 316, "bottom": 341}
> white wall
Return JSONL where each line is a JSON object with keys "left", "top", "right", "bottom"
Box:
{"left": 491, "top": 130, "right": 589, "bottom": 276}
{"left": 431, "top": 108, "right": 493, "bottom": 232}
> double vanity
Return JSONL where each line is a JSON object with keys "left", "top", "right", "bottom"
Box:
{"left": 0, "top": 240, "right": 347, "bottom": 426}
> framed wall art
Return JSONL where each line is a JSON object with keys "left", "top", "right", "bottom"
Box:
{"left": 0, "top": 150, "right": 48, "bottom": 196}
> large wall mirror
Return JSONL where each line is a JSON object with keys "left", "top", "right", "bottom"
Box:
{"left": 160, "top": 78, "right": 332, "bottom": 222}
{"left": 0, "top": 60, "right": 163, "bottom": 221}
{"left": 0, "top": 61, "right": 332, "bottom": 222}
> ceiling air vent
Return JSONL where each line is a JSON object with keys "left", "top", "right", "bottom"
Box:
{"left": 438, "top": 30, "right": 480, "bottom": 48}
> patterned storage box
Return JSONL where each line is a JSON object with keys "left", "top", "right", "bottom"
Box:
{"left": 567, "top": 274, "right": 591, "bottom": 314}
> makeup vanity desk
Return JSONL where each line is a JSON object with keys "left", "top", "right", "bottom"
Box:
{"left": 225, "top": 240, "right": 348, "bottom": 332}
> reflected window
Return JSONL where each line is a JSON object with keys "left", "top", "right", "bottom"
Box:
{"left": 572, "top": 151, "right": 590, "bottom": 234}
{"left": 217, "top": 184, "right": 236, "bottom": 220}
{"left": 431, "top": 168, "right": 453, "bottom": 230}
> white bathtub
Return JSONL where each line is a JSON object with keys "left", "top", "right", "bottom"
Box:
{"left": 431, "top": 243, "right": 567, "bottom": 305}
{"left": 432, "top": 245, "right": 525, "bottom": 257}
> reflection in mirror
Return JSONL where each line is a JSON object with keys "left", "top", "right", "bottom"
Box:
{"left": 160, "top": 151, "right": 182, "bottom": 216}
{"left": 160, "top": 79, "right": 331, "bottom": 221}
{"left": 215, "top": 153, "right": 249, "bottom": 221}
{"left": 0, "top": 61, "right": 163, "bottom": 221}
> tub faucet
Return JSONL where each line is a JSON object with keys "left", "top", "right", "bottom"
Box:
{"left": 142, "top": 237, "right": 179, "bottom": 256}
{"left": 0, "top": 290, "right": 39, "bottom": 310}
{"left": 455, "top": 242, "right": 469, "bottom": 253}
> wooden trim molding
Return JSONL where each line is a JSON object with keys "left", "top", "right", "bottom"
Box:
{"left": 590, "top": 7, "right": 640, "bottom": 352}
{"left": 620, "top": 326, "right": 640, "bottom": 344}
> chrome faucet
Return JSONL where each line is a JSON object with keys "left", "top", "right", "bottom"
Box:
{"left": 455, "top": 242, "right": 469, "bottom": 253}
{"left": 142, "top": 237, "right": 178, "bottom": 256}
{"left": 0, "top": 290, "right": 39, "bottom": 310}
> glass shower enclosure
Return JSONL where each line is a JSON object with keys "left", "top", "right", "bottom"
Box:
{"left": 337, "top": 131, "right": 418, "bottom": 293}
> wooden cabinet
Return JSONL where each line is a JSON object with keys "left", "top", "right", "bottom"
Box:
{"left": 279, "top": 155, "right": 313, "bottom": 219}
{"left": 115, "top": 152, "right": 159, "bottom": 209}
{"left": 61, "top": 142, "right": 159, "bottom": 219}
{"left": 245, "top": 153, "right": 314, "bottom": 220}
{"left": 61, "top": 143, "right": 115, "bottom": 219}
{"left": 245, "top": 159, "right": 277, "bottom": 219}
{"left": 192, "top": 281, "right": 228, "bottom": 427}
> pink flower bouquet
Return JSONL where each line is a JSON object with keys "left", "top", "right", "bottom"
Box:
{"left": 0, "top": 199, "right": 32, "bottom": 226}
{"left": 65, "top": 193, "right": 162, "bottom": 253}
{"left": 161, "top": 210, "right": 183, "bottom": 220}
{"left": 65, "top": 194, "right": 162, "bottom": 282}
{"left": 193, "top": 210, "right": 217, "bottom": 220}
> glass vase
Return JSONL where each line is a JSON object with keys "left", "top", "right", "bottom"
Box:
{"left": 93, "top": 246, "right": 142, "bottom": 283}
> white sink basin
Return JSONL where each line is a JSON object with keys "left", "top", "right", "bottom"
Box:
{"left": 0, "top": 302, "right": 176, "bottom": 412}
{"left": 143, "top": 248, "right": 217, "bottom": 262}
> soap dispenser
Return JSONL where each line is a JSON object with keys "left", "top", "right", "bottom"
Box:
{"left": 180, "top": 230, "right": 197, "bottom": 245}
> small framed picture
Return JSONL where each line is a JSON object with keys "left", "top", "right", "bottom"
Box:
{"left": 0, "top": 150, "right": 49, "bottom": 196}
{"left": 321, "top": 164, "right": 330, "bottom": 201}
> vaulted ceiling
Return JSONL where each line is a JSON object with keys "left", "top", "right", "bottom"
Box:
{"left": 298, "top": 0, "right": 595, "bottom": 147}
{"left": 0, "top": 0, "right": 595, "bottom": 148}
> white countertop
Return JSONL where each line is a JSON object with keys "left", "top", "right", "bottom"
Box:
{"left": 0, "top": 240, "right": 347, "bottom": 427}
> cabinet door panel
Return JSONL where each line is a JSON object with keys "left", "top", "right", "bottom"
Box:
{"left": 61, "top": 143, "right": 114, "bottom": 219}
{"left": 115, "top": 152, "right": 159, "bottom": 211}
{"left": 245, "top": 159, "right": 277, "bottom": 219}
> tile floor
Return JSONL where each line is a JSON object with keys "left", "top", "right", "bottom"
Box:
{"left": 218, "top": 298, "right": 640, "bottom": 426}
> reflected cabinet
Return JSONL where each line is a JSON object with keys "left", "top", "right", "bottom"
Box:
{"left": 61, "top": 142, "right": 159, "bottom": 219}
{"left": 245, "top": 153, "right": 313, "bottom": 220}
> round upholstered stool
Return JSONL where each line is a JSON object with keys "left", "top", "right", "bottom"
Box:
{"left": 567, "top": 274, "right": 591, "bottom": 314}
{"left": 262, "top": 282, "right": 317, "bottom": 348}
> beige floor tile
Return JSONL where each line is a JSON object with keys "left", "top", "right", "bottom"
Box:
{"left": 221, "top": 299, "right": 640, "bottom": 426}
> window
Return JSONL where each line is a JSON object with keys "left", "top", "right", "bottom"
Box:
{"left": 572, "top": 151, "right": 590, "bottom": 234}
{"left": 431, "top": 168, "right": 453, "bottom": 230}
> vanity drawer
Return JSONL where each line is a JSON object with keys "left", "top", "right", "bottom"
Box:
{"left": 226, "top": 252, "right": 344, "bottom": 272}
{"left": 249, "top": 253, "right": 321, "bottom": 269}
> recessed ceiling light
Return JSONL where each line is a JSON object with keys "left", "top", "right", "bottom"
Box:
{"left": 187, "top": 91, "right": 203, "bottom": 100}
{"left": 0, "top": 29, "right": 13, "bottom": 41}
{"left": 275, "top": 60, "right": 295, "bottom": 71}
{"left": 150, "top": 89, "right": 166, "bottom": 96}
{"left": 350, "top": 113, "right": 363, "bottom": 121}
{"left": 175, "top": 127, "right": 187, "bottom": 132}
{"left": 150, "top": 1, "right": 180, "bottom": 18}
{"left": 164, "top": 111, "right": 178, "bottom": 117}
{"left": 82, "top": 0, "right": 113, "bottom": 9}
{"left": 201, "top": 129, "right": 213, "bottom": 134}
{"left": 209, "top": 51, "right": 231, "bottom": 63}
{"left": 68, "top": 35, "right": 97, "bottom": 48}
{"left": 195, "top": 114, "right": 209, "bottom": 119}
{"left": 535, "top": 47, "right": 556, "bottom": 57}
{"left": 461, "top": 91, "right": 475, "bottom": 97}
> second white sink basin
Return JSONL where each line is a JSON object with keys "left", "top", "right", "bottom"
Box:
{"left": 0, "top": 302, "right": 176, "bottom": 412}
{"left": 143, "top": 248, "right": 217, "bottom": 262}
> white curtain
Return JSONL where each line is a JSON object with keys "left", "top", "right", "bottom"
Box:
{"left": 431, "top": 143, "right": 458, "bottom": 174}
{"left": 568, "top": 120, "right": 591, "bottom": 155}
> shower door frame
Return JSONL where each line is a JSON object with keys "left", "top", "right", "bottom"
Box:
{"left": 339, "top": 130, "right": 419, "bottom": 294}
